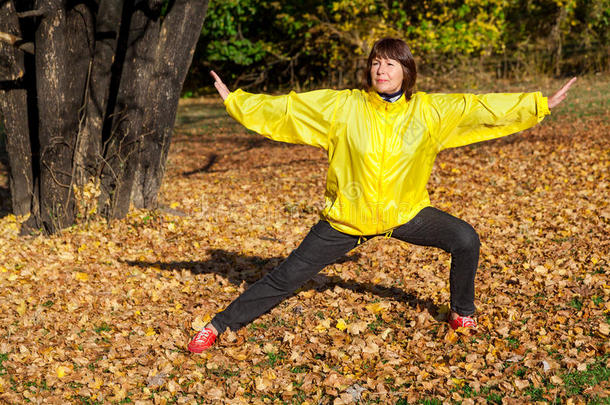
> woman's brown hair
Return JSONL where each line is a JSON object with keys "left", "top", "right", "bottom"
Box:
{"left": 364, "top": 38, "right": 417, "bottom": 100}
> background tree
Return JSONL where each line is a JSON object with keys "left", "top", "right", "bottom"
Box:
{"left": 185, "top": 0, "right": 608, "bottom": 93}
{"left": 0, "top": 0, "right": 209, "bottom": 233}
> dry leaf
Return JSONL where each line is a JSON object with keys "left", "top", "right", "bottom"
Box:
{"left": 0, "top": 89, "right": 606, "bottom": 404}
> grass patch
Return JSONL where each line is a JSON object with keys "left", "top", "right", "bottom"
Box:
{"left": 266, "top": 349, "right": 286, "bottom": 367}
{"left": 562, "top": 355, "right": 610, "bottom": 397}
{"left": 0, "top": 353, "right": 8, "bottom": 375}
{"left": 248, "top": 322, "right": 268, "bottom": 331}
{"left": 94, "top": 322, "right": 112, "bottom": 334}
{"left": 568, "top": 297, "right": 583, "bottom": 311}
{"left": 506, "top": 336, "right": 520, "bottom": 349}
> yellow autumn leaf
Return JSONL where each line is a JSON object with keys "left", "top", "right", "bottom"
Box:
{"left": 74, "top": 272, "right": 89, "bottom": 281}
{"left": 57, "top": 366, "right": 67, "bottom": 378}
{"left": 451, "top": 378, "right": 465, "bottom": 388}
{"left": 365, "top": 301, "right": 390, "bottom": 314}
{"left": 299, "top": 290, "right": 315, "bottom": 298}
{"left": 89, "top": 378, "right": 103, "bottom": 390}
{"left": 534, "top": 265, "right": 547, "bottom": 274}
{"left": 336, "top": 318, "right": 347, "bottom": 331}
{"left": 15, "top": 300, "right": 26, "bottom": 316}
{"left": 227, "top": 349, "right": 248, "bottom": 361}
{"left": 314, "top": 319, "right": 331, "bottom": 332}
{"left": 170, "top": 202, "right": 180, "bottom": 209}
{"left": 145, "top": 327, "right": 156, "bottom": 336}
{"left": 191, "top": 314, "right": 211, "bottom": 331}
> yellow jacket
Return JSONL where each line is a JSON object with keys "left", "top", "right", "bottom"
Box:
{"left": 224, "top": 88, "right": 550, "bottom": 236}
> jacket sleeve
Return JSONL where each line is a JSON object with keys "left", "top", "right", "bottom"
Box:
{"left": 425, "top": 92, "right": 551, "bottom": 151}
{"left": 224, "top": 88, "right": 346, "bottom": 150}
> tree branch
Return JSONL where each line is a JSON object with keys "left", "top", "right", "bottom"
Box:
{"left": 0, "top": 31, "right": 34, "bottom": 54}
{"left": 17, "top": 9, "right": 46, "bottom": 18}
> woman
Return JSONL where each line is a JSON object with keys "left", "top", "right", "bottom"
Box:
{"left": 188, "top": 38, "right": 576, "bottom": 353}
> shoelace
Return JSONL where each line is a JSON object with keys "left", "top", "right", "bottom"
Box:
{"left": 458, "top": 316, "right": 476, "bottom": 328}
{"left": 193, "top": 329, "right": 214, "bottom": 343}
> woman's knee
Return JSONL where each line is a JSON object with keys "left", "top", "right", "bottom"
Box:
{"left": 451, "top": 223, "right": 480, "bottom": 253}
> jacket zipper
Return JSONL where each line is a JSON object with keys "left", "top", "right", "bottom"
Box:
{"left": 376, "top": 104, "right": 389, "bottom": 234}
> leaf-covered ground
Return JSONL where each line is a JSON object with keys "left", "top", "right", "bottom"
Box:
{"left": 0, "top": 76, "right": 608, "bottom": 404}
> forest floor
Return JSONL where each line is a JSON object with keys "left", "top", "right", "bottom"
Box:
{"left": 0, "top": 74, "right": 608, "bottom": 404}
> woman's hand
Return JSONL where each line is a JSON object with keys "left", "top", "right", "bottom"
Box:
{"left": 548, "top": 77, "right": 577, "bottom": 109}
{"left": 210, "top": 70, "right": 230, "bottom": 101}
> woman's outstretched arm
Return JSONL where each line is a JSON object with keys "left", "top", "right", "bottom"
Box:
{"left": 426, "top": 77, "right": 578, "bottom": 151}
{"left": 209, "top": 70, "right": 348, "bottom": 150}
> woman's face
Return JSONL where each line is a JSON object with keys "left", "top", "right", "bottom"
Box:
{"left": 370, "top": 57, "right": 403, "bottom": 94}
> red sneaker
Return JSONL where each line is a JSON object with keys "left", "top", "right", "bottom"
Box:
{"left": 448, "top": 315, "right": 477, "bottom": 330}
{"left": 188, "top": 328, "right": 217, "bottom": 353}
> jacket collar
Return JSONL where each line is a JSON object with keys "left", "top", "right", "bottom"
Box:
{"left": 366, "top": 89, "right": 407, "bottom": 112}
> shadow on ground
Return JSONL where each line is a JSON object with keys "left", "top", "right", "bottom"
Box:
{"left": 126, "top": 248, "right": 439, "bottom": 317}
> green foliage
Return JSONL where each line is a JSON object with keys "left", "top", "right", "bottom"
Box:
{"left": 203, "top": 0, "right": 269, "bottom": 65}
{"left": 186, "top": 0, "right": 609, "bottom": 93}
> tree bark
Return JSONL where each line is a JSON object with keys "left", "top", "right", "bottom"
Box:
{"left": 0, "top": 0, "right": 209, "bottom": 233}
{"left": 73, "top": 0, "right": 122, "bottom": 206}
{"left": 99, "top": 0, "right": 161, "bottom": 218}
{"left": 0, "top": 0, "right": 33, "bottom": 217}
{"left": 134, "top": 0, "right": 210, "bottom": 208}
{"left": 33, "top": 0, "right": 97, "bottom": 232}
{"left": 552, "top": 7, "right": 566, "bottom": 76}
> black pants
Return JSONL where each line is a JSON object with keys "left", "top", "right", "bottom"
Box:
{"left": 210, "top": 206, "right": 480, "bottom": 335}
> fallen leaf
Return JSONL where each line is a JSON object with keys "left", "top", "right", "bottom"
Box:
{"left": 336, "top": 318, "right": 348, "bottom": 331}
{"left": 514, "top": 379, "right": 529, "bottom": 390}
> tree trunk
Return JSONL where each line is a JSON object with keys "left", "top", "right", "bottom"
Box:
{"left": 0, "top": 0, "right": 32, "bottom": 217}
{"left": 75, "top": 0, "right": 122, "bottom": 188}
{"left": 0, "top": 0, "right": 210, "bottom": 233}
{"left": 552, "top": 7, "right": 566, "bottom": 76}
{"left": 134, "top": 0, "right": 210, "bottom": 209}
{"left": 99, "top": 0, "right": 162, "bottom": 218}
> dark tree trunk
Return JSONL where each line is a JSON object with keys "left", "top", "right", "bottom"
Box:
{"left": 76, "top": 0, "right": 122, "bottom": 188}
{"left": 0, "top": 0, "right": 209, "bottom": 233}
{"left": 99, "top": 0, "right": 162, "bottom": 218}
{"left": 135, "top": 0, "right": 210, "bottom": 209}
{"left": 0, "top": 0, "right": 33, "bottom": 217}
